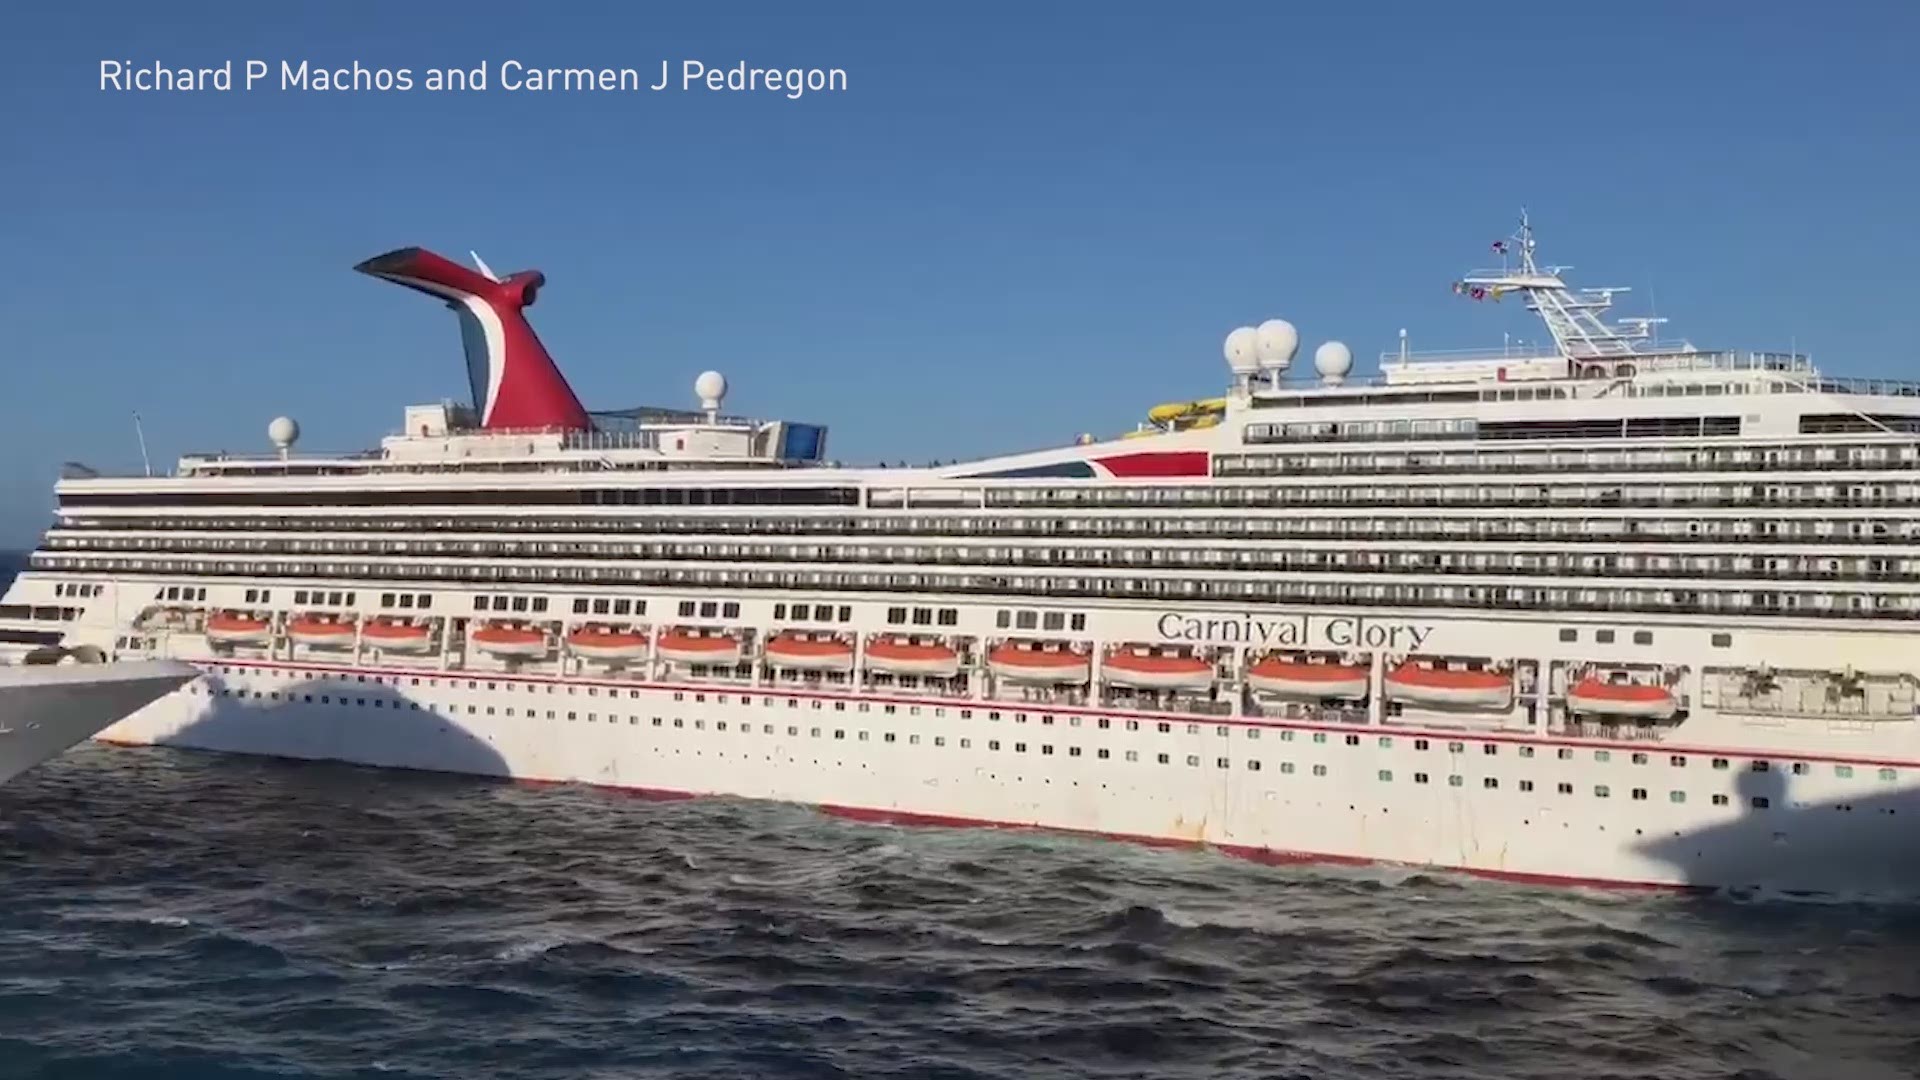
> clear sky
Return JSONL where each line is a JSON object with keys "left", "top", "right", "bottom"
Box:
{"left": 3, "top": 3, "right": 1915, "bottom": 547}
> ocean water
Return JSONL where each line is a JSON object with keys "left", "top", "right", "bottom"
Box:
{"left": 1, "top": 746, "right": 1917, "bottom": 1080}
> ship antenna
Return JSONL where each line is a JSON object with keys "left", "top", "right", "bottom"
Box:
{"left": 133, "top": 412, "right": 152, "bottom": 478}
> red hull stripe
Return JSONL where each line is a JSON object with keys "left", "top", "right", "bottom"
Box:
{"left": 1092, "top": 450, "right": 1211, "bottom": 478}
{"left": 182, "top": 657, "right": 1920, "bottom": 771}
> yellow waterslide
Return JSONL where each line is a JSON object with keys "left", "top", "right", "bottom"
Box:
{"left": 1145, "top": 397, "right": 1227, "bottom": 426}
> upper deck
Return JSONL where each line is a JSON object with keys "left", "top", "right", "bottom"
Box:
{"left": 51, "top": 214, "right": 1920, "bottom": 494}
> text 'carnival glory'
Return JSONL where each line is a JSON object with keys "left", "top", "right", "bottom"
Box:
{"left": 5, "top": 216, "right": 1917, "bottom": 895}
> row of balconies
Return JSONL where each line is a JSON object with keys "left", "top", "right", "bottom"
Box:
{"left": 29, "top": 552, "right": 1920, "bottom": 620}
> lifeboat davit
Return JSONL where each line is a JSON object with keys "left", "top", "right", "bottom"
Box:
{"left": 657, "top": 630, "right": 742, "bottom": 666}
{"left": 765, "top": 633, "right": 854, "bottom": 672}
{"left": 988, "top": 643, "right": 1089, "bottom": 684}
{"left": 567, "top": 626, "right": 649, "bottom": 662}
{"left": 1385, "top": 664, "right": 1514, "bottom": 709}
{"left": 205, "top": 612, "right": 272, "bottom": 645}
{"left": 1567, "top": 678, "right": 1678, "bottom": 720}
{"left": 142, "top": 607, "right": 192, "bottom": 631}
{"left": 1102, "top": 649, "right": 1214, "bottom": 691}
{"left": 287, "top": 616, "right": 355, "bottom": 649}
{"left": 864, "top": 637, "right": 961, "bottom": 678}
{"left": 362, "top": 620, "right": 434, "bottom": 653}
{"left": 1247, "top": 658, "right": 1369, "bottom": 700}
{"left": 471, "top": 625, "right": 549, "bottom": 658}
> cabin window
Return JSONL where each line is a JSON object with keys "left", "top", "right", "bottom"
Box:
{"left": 1633, "top": 631, "right": 1653, "bottom": 645}
{"left": 1558, "top": 628, "right": 1577, "bottom": 642}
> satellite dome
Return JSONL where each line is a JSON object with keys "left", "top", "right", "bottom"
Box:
{"left": 1255, "top": 319, "right": 1299, "bottom": 369}
{"left": 1223, "top": 327, "right": 1260, "bottom": 374}
{"left": 694, "top": 370, "right": 728, "bottom": 411}
{"left": 1313, "top": 341, "right": 1354, "bottom": 383}
{"left": 267, "top": 416, "right": 300, "bottom": 448}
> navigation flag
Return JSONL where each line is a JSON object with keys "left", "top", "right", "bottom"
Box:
{"left": 1491, "top": 240, "right": 1509, "bottom": 254}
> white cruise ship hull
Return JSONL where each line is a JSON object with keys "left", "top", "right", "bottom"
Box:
{"left": 0, "top": 660, "right": 197, "bottom": 785}
{"left": 92, "top": 651, "right": 1920, "bottom": 898}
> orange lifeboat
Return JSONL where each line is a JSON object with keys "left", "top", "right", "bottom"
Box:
{"left": 1247, "top": 658, "right": 1369, "bottom": 700}
{"left": 567, "top": 625, "right": 649, "bottom": 662}
{"left": 1567, "top": 677, "right": 1678, "bottom": 720}
{"left": 1102, "top": 648, "right": 1214, "bottom": 691}
{"left": 471, "top": 624, "right": 549, "bottom": 658}
{"left": 988, "top": 642, "right": 1089, "bottom": 684}
{"left": 1385, "top": 663, "right": 1513, "bottom": 709}
{"left": 864, "top": 637, "right": 961, "bottom": 678}
{"left": 765, "top": 633, "right": 854, "bottom": 673}
{"left": 287, "top": 615, "right": 355, "bottom": 649}
{"left": 205, "top": 612, "right": 272, "bottom": 645}
{"left": 656, "top": 629, "right": 743, "bottom": 666}
{"left": 362, "top": 619, "right": 434, "bottom": 653}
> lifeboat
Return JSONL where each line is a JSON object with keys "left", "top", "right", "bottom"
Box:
{"left": 287, "top": 615, "right": 356, "bottom": 649}
{"left": 765, "top": 633, "right": 854, "bottom": 673}
{"left": 205, "top": 612, "right": 272, "bottom": 646}
{"left": 362, "top": 620, "right": 434, "bottom": 653}
{"left": 1247, "top": 658, "right": 1370, "bottom": 700}
{"left": 1385, "top": 664, "right": 1514, "bottom": 709}
{"left": 1567, "top": 677, "right": 1679, "bottom": 720}
{"left": 657, "top": 630, "right": 743, "bottom": 667}
{"left": 471, "top": 624, "right": 549, "bottom": 659}
{"left": 864, "top": 637, "right": 961, "bottom": 678}
{"left": 988, "top": 643, "right": 1089, "bottom": 684}
{"left": 1102, "top": 648, "right": 1214, "bottom": 691}
{"left": 567, "top": 626, "right": 649, "bottom": 662}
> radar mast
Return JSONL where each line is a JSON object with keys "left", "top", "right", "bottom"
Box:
{"left": 1454, "top": 210, "right": 1663, "bottom": 360}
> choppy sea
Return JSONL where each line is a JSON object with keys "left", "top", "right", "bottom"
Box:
{"left": 1, "top": 744, "right": 1918, "bottom": 1080}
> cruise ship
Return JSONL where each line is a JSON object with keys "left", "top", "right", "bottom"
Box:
{"left": 0, "top": 651, "right": 197, "bottom": 786}
{"left": 3, "top": 217, "right": 1915, "bottom": 894}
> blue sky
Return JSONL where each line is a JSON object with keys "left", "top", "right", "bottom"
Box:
{"left": 3, "top": 3, "right": 1915, "bottom": 547}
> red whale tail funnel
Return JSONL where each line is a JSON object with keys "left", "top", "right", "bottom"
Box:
{"left": 354, "top": 247, "right": 592, "bottom": 431}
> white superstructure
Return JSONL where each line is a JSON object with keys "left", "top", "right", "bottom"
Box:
{"left": 4, "top": 216, "right": 1917, "bottom": 894}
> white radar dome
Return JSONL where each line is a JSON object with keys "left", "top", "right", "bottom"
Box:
{"left": 1255, "top": 319, "right": 1299, "bottom": 369}
{"left": 1223, "top": 326, "right": 1260, "bottom": 375}
{"left": 694, "top": 370, "right": 728, "bottom": 411}
{"left": 1313, "top": 341, "right": 1354, "bottom": 383}
{"left": 267, "top": 416, "right": 300, "bottom": 449}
